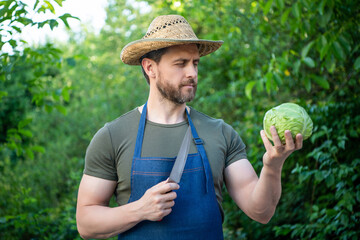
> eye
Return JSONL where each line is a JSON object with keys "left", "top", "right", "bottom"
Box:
{"left": 175, "top": 62, "right": 186, "bottom": 66}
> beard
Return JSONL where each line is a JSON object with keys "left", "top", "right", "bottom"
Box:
{"left": 156, "top": 77, "right": 197, "bottom": 105}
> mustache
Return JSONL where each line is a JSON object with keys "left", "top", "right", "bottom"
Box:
{"left": 180, "top": 79, "right": 197, "bottom": 86}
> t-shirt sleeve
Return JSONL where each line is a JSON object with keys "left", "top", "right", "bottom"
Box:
{"left": 222, "top": 122, "right": 247, "bottom": 168}
{"left": 83, "top": 125, "right": 118, "bottom": 181}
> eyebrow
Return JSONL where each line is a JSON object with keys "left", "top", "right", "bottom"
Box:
{"left": 173, "top": 58, "right": 200, "bottom": 63}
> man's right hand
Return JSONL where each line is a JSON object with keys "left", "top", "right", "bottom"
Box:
{"left": 136, "top": 179, "right": 180, "bottom": 221}
{"left": 77, "top": 175, "right": 180, "bottom": 239}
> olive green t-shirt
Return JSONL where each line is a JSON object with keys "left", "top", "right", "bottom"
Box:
{"left": 84, "top": 107, "right": 247, "bottom": 218}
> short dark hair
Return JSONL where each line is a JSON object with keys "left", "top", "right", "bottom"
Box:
{"left": 139, "top": 47, "right": 168, "bottom": 84}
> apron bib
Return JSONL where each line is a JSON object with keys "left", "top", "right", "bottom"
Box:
{"left": 119, "top": 103, "right": 223, "bottom": 239}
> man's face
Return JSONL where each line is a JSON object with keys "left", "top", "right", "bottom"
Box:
{"left": 154, "top": 44, "right": 200, "bottom": 105}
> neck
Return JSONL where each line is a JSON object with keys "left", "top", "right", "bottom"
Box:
{"left": 139, "top": 98, "right": 189, "bottom": 124}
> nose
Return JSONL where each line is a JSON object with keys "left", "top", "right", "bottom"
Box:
{"left": 185, "top": 64, "right": 198, "bottom": 79}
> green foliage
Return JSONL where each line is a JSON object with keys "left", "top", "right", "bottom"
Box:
{"left": 0, "top": 154, "right": 83, "bottom": 239}
{"left": 0, "top": 0, "right": 76, "bottom": 162}
{"left": 1, "top": 0, "right": 359, "bottom": 239}
{"left": 0, "top": 0, "right": 80, "bottom": 239}
{"left": 0, "top": 0, "right": 78, "bottom": 40}
{"left": 275, "top": 101, "right": 360, "bottom": 239}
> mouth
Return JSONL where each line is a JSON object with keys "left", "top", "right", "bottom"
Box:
{"left": 181, "top": 81, "right": 197, "bottom": 88}
{"left": 181, "top": 85, "right": 197, "bottom": 91}
{"left": 182, "top": 84, "right": 195, "bottom": 88}
{"left": 181, "top": 79, "right": 197, "bottom": 87}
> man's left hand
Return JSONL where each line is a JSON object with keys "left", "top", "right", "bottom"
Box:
{"left": 260, "top": 126, "right": 303, "bottom": 171}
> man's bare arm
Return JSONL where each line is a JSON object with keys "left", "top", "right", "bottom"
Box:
{"left": 225, "top": 159, "right": 283, "bottom": 224}
{"left": 76, "top": 174, "right": 179, "bottom": 239}
{"left": 225, "top": 126, "right": 303, "bottom": 224}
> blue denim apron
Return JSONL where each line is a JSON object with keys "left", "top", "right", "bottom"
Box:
{"left": 119, "top": 103, "right": 223, "bottom": 239}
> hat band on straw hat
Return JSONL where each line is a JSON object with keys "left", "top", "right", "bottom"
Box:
{"left": 120, "top": 15, "right": 223, "bottom": 65}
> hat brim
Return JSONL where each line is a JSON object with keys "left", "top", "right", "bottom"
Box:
{"left": 120, "top": 38, "right": 224, "bottom": 65}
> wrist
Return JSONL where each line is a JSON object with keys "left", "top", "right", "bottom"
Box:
{"left": 262, "top": 163, "right": 283, "bottom": 177}
{"left": 127, "top": 200, "right": 146, "bottom": 223}
{"left": 262, "top": 153, "right": 285, "bottom": 173}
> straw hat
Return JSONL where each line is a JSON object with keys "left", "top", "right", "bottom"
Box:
{"left": 120, "top": 15, "right": 224, "bottom": 65}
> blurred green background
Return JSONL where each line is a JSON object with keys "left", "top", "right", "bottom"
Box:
{"left": 1, "top": 0, "right": 359, "bottom": 239}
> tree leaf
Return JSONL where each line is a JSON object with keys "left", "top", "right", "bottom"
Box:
{"left": 304, "top": 77, "right": 311, "bottom": 92}
{"left": 319, "top": 35, "right": 330, "bottom": 60}
{"left": 319, "top": 10, "right": 332, "bottom": 28}
{"left": 293, "top": 60, "right": 301, "bottom": 75}
{"left": 325, "top": 55, "right": 336, "bottom": 73}
{"left": 61, "top": 87, "right": 70, "bottom": 102}
{"left": 45, "top": 105, "right": 53, "bottom": 113}
{"left": 49, "top": 19, "right": 58, "bottom": 30}
{"left": 303, "top": 57, "right": 315, "bottom": 68}
{"left": 333, "top": 41, "right": 345, "bottom": 61}
{"left": 354, "top": 57, "right": 360, "bottom": 70}
{"left": 281, "top": 8, "right": 291, "bottom": 25}
{"left": 320, "top": 44, "right": 331, "bottom": 60}
{"left": 12, "top": 26, "right": 21, "bottom": 33}
{"left": 53, "top": 0, "right": 63, "bottom": 7}
{"left": 55, "top": 105, "right": 67, "bottom": 115}
{"left": 263, "top": 0, "right": 274, "bottom": 15}
{"left": 315, "top": 171, "right": 324, "bottom": 182}
{"left": 9, "top": 39, "right": 17, "bottom": 48}
{"left": 338, "top": 35, "right": 351, "bottom": 55}
{"left": 318, "top": 0, "right": 326, "bottom": 15}
{"left": 273, "top": 72, "right": 282, "bottom": 85}
{"left": 301, "top": 41, "right": 314, "bottom": 59}
{"left": 34, "top": 0, "right": 40, "bottom": 10}
{"left": 37, "top": 21, "right": 47, "bottom": 28}
{"left": 312, "top": 75, "right": 330, "bottom": 89}
{"left": 325, "top": 174, "right": 335, "bottom": 187}
{"left": 275, "top": 0, "right": 284, "bottom": 10}
{"left": 292, "top": 2, "right": 301, "bottom": 19}
{"left": 245, "top": 80, "right": 257, "bottom": 100}
{"left": 59, "top": 13, "right": 80, "bottom": 29}
{"left": 31, "top": 145, "right": 46, "bottom": 153}
{"left": 18, "top": 118, "right": 33, "bottom": 129}
{"left": 256, "top": 79, "right": 264, "bottom": 92}
{"left": 18, "top": 129, "right": 33, "bottom": 138}
{"left": 25, "top": 148, "right": 35, "bottom": 160}
{"left": 44, "top": 0, "right": 55, "bottom": 14}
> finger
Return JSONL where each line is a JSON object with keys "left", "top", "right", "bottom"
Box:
{"left": 165, "top": 178, "right": 178, "bottom": 185}
{"left": 162, "top": 208, "right": 173, "bottom": 217}
{"left": 284, "top": 130, "right": 295, "bottom": 150}
{"left": 163, "top": 199, "right": 176, "bottom": 208}
{"left": 295, "top": 133, "right": 303, "bottom": 150}
{"left": 156, "top": 208, "right": 173, "bottom": 222}
{"left": 270, "top": 126, "right": 282, "bottom": 147}
{"left": 260, "top": 130, "right": 273, "bottom": 152}
{"left": 155, "top": 179, "right": 170, "bottom": 186}
{"left": 159, "top": 190, "right": 177, "bottom": 203}
{"left": 158, "top": 179, "right": 179, "bottom": 189}
{"left": 159, "top": 181, "right": 179, "bottom": 194}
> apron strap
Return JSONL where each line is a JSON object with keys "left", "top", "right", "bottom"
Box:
{"left": 134, "top": 102, "right": 148, "bottom": 158}
{"left": 186, "top": 108, "right": 210, "bottom": 193}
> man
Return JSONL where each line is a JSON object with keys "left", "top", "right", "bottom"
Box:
{"left": 76, "top": 15, "right": 303, "bottom": 239}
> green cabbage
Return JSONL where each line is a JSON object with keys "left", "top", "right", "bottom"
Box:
{"left": 263, "top": 103, "right": 313, "bottom": 144}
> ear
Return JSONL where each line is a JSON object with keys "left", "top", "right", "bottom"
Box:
{"left": 141, "top": 58, "right": 157, "bottom": 79}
